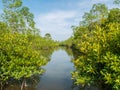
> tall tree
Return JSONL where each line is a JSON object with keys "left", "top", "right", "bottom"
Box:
{"left": 2, "top": 0, "right": 37, "bottom": 34}
{"left": 91, "top": 3, "right": 108, "bottom": 20}
{"left": 81, "top": 3, "right": 108, "bottom": 26}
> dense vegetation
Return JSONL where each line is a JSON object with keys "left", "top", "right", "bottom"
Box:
{"left": 0, "top": 0, "right": 120, "bottom": 90}
{"left": 71, "top": 2, "right": 120, "bottom": 90}
{"left": 0, "top": 0, "right": 58, "bottom": 89}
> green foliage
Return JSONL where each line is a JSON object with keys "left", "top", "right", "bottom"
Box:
{"left": 107, "top": 8, "right": 120, "bottom": 23}
{"left": 0, "top": 22, "right": 8, "bottom": 33}
{"left": 0, "top": 33, "right": 47, "bottom": 82}
{"left": 72, "top": 6, "right": 120, "bottom": 90}
{"left": 29, "top": 34, "right": 58, "bottom": 50}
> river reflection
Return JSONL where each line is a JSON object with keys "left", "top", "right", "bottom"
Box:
{"left": 3, "top": 74, "right": 40, "bottom": 90}
{"left": 36, "top": 49, "right": 74, "bottom": 90}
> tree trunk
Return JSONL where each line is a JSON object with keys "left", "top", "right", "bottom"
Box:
{"left": 0, "top": 82, "right": 3, "bottom": 90}
{"left": 21, "top": 79, "right": 25, "bottom": 90}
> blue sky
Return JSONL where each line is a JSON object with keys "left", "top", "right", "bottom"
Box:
{"left": 0, "top": 0, "right": 120, "bottom": 41}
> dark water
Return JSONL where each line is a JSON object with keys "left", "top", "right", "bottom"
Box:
{"left": 3, "top": 49, "right": 75, "bottom": 90}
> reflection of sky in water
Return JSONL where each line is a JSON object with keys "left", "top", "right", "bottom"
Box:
{"left": 37, "top": 49, "right": 74, "bottom": 90}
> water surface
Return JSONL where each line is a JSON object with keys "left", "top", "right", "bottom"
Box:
{"left": 36, "top": 49, "right": 74, "bottom": 90}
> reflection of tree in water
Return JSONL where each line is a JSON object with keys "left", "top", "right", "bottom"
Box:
{"left": 42, "top": 47, "right": 73, "bottom": 60}
{"left": 72, "top": 83, "right": 112, "bottom": 90}
{"left": 3, "top": 74, "right": 41, "bottom": 90}
{"left": 62, "top": 47, "right": 73, "bottom": 57}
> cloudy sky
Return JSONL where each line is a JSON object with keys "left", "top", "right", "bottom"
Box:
{"left": 0, "top": 0, "right": 120, "bottom": 41}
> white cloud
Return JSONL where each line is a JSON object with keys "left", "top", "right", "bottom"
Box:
{"left": 35, "top": 10, "right": 81, "bottom": 41}
{"left": 34, "top": 0, "right": 120, "bottom": 41}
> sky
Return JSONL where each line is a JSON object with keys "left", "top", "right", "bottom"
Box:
{"left": 0, "top": 0, "right": 120, "bottom": 41}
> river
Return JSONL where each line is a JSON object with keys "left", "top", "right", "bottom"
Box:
{"left": 36, "top": 49, "right": 74, "bottom": 90}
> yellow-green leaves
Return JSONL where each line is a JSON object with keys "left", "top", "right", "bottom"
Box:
{"left": 0, "top": 33, "right": 47, "bottom": 83}
{"left": 72, "top": 12, "right": 120, "bottom": 89}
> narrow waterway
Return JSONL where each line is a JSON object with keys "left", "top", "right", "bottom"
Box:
{"left": 36, "top": 49, "right": 74, "bottom": 90}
